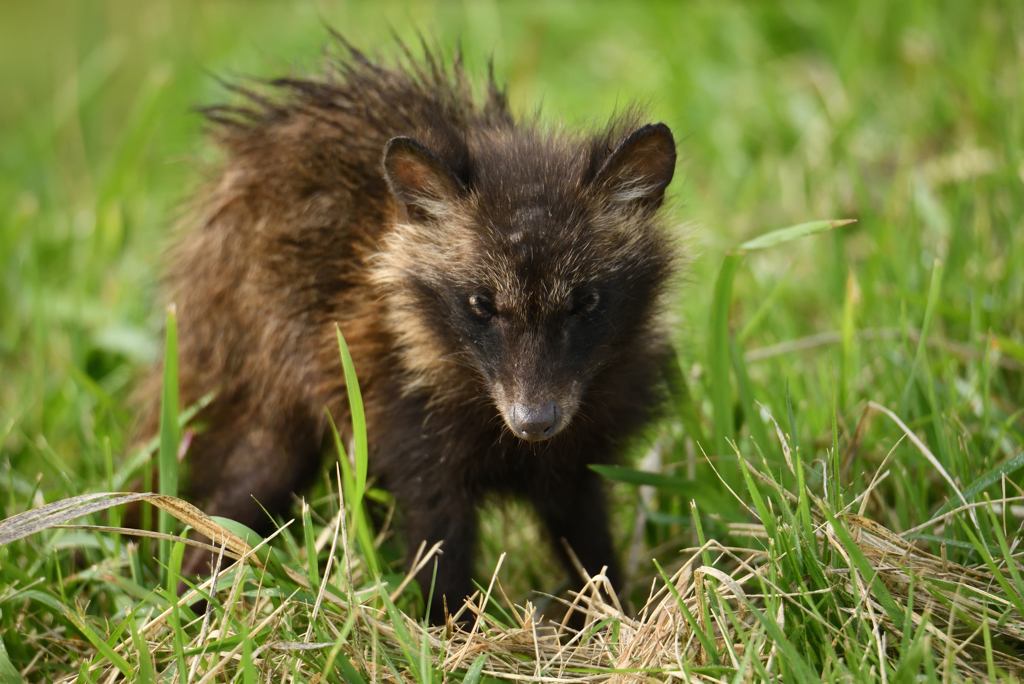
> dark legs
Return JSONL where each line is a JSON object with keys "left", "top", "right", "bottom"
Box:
{"left": 532, "top": 469, "right": 621, "bottom": 595}
{"left": 403, "top": 495, "right": 478, "bottom": 625}
{"left": 179, "top": 419, "right": 322, "bottom": 577}
{"left": 406, "top": 469, "right": 619, "bottom": 626}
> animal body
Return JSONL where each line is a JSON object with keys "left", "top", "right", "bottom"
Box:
{"left": 145, "top": 41, "right": 677, "bottom": 625}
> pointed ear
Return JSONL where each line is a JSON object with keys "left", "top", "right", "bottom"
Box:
{"left": 383, "top": 137, "right": 465, "bottom": 222}
{"left": 593, "top": 123, "right": 676, "bottom": 208}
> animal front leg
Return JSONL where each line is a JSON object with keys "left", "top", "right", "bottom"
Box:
{"left": 532, "top": 469, "right": 621, "bottom": 595}
{"left": 180, "top": 421, "right": 321, "bottom": 578}
{"left": 403, "top": 495, "right": 478, "bottom": 625}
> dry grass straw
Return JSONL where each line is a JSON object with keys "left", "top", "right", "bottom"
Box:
{"left": 834, "top": 512, "right": 1024, "bottom": 676}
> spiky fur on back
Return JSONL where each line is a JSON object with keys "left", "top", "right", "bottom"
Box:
{"left": 142, "top": 39, "right": 677, "bottom": 625}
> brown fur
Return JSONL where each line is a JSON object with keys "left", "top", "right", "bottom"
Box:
{"left": 139, "top": 40, "right": 678, "bottom": 625}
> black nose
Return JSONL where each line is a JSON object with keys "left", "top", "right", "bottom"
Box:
{"left": 510, "top": 402, "right": 561, "bottom": 442}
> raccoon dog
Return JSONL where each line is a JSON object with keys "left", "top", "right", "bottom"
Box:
{"left": 146, "top": 41, "right": 677, "bottom": 625}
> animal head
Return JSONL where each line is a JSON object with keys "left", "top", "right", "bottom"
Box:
{"left": 372, "top": 121, "right": 676, "bottom": 442}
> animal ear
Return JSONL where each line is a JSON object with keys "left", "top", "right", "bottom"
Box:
{"left": 593, "top": 123, "right": 676, "bottom": 208}
{"left": 383, "top": 137, "right": 465, "bottom": 222}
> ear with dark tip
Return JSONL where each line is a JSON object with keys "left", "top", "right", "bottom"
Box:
{"left": 593, "top": 123, "right": 677, "bottom": 208}
{"left": 383, "top": 136, "right": 465, "bottom": 221}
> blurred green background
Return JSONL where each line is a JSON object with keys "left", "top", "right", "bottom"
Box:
{"left": 1, "top": 0, "right": 1023, "bottom": 616}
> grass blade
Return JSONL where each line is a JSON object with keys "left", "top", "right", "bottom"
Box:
{"left": 665, "top": 352, "right": 708, "bottom": 448}
{"left": 327, "top": 412, "right": 379, "bottom": 577}
{"left": 899, "top": 259, "right": 944, "bottom": 413}
{"left": 738, "top": 219, "right": 856, "bottom": 251}
{"left": 302, "top": 499, "right": 320, "bottom": 589}
{"left": 157, "top": 305, "right": 180, "bottom": 584}
{"left": 589, "top": 464, "right": 705, "bottom": 493}
{"left": 0, "top": 634, "right": 24, "bottom": 684}
{"left": 730, "top": 332, "right": 771, "bottom": 452}
{"left": 825, "top": 512, "right": 905, "bottom": 627}
{"left": 840, "top": 271, "right": 860, "bottom": 406}
{"left": 463, "top": 654, "right": 489, "bottom": 684}
{"left": 652, "top": 558, "right": 719, "bottom": 666}
{"left": 124, "top": 602, "right": 154, "bottom": 683}
{"left": 336, "top": 326, "right": 368, "bottom": 512}
{"left": 709, "top": 252, "right": 743, "bottom": 456}
{"left": 930, "top": 450, "right": 1024, "bottom": 519}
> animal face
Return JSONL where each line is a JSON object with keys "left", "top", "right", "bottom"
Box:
{"left": 373, "top": 124, "right": 676, "bottom": 441}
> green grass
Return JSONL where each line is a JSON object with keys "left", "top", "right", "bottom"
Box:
{"left": 2, "top": 0, "right": 1024, "bottom": 681}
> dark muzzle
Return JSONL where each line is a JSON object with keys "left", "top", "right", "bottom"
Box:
{"left": 510, "top": 401, "right": 562, "bottom": 442}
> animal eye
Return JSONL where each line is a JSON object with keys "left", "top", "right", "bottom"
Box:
{"left": 468, "top": 293, "right": 497, "bottom": 321}
{"left": 572, "top": 290, "right": 601, "bottom": 316}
